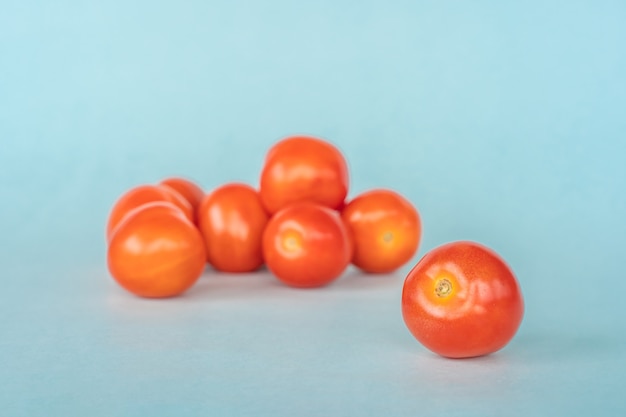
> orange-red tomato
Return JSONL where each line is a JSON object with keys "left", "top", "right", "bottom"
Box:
{"left": 160, "top": 177, "right": 205, "bottom": 215}
{"left": 107, "top": 202, "right": 206, "bottom": 298}
{"left": 341, "top": 189, "right": 421, "bottom": 273}
{"left": 262, "top": 203, "right": 351, "bottom": 288}
{"left": 198, "top": 183, "right": 269, "bottom": 272}
{"left": 401, "top": 241, "right": 524, "bottom": 358}
{"left": 259, "top": 136, "right": 349, "bottom": 214}
{"left": 106, "top": 184, "right": 193, "bottom": 240}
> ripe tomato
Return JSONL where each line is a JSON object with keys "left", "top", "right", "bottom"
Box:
{"left": 262, "top": 203, "right": 351, "bottom": 288}
{"left": 401, "top": 241, "right": 524, "bottom": 358}
{"left": 341, "top": 189, "right": 421, "bottom": 273}
{"left": 259, "top": 135, "right": 349, "bottom": 214}
{"left": 198, "top": 183, "right": 269, "bottom": 272}
{"left": 106, "top": 184, "right": 194, "bottom": 240}
{"left": 107, "top": 202, "right": 206, "bottom": 298}
{"left": 160, "top": 177, "right": 205, "bottom": 216}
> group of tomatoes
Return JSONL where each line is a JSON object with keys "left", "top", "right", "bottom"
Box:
{"left": 105, "top": 135, "right": 524, "bottom": 359}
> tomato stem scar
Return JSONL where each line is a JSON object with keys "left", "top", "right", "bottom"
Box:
{"left": 284, "top": 236, "right": 299, "bottom": 251}
{"left": 435, "top": 278, "right": 452, "bottom": 297}
{"left": 383, "top": 232, "right": 394, "bottom": 243}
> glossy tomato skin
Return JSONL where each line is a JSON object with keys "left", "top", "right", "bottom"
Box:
{"left": 402, "top": 241, "right": 524, "bottom": 358}
{"left": 160, "top": 177, "right": 205, "bottom": 217}
{"left": 262, "top": 203, "right": 351, "bottom": 288}
{"left": 107, "top": 202, "right": 206, "bottom": 298}
{"left": 259, "top": 136, "right": 349, "bottom": 214}
{"left": 106, "top": 184, "right": 194, "bottom": 240}
{"left": 341, "top": 189, "right": 421, "bottom": 273}
{"left": 198, "top": 183, "right": 269, "bottom": 272}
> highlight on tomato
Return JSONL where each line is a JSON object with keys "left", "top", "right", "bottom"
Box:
{"left": 401, "top": 241, "right": 524, "bottom": 358}
{"left": 341, "top": 189, "right": 421, "bottom": 273}
{"left": 198, "top": 183, "right": 269, "bottom": 273}
{"left": 259, "top": 135, "right": 349, "bottom": 214}
{"left": 262, "top": 202, "right": 351, "bottom": 288}
{"left": 106, "top": 184, "right": 194, "bottom": 240}
{"left": 107, "top": 201, "right": 206, "bottom": 298}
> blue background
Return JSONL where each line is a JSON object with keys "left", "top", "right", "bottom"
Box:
{"left": 1, "top": 1, "right": 625, "bottom": 415}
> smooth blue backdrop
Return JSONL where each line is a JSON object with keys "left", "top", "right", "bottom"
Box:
{"left": 1, "top": 1, "right": 625, "bottom": 416}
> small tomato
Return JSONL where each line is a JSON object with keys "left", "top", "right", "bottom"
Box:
{"left": 401, "top": 241, "right": 524, "bottom": 358}
{"left": 262, "top": 203, "right": 351, "bottom": 288}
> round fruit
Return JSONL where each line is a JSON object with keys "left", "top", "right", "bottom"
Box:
{"left": 262, "top": 203, "right": 351, "bottom": 288}
{"left": 401, "top": 241, "right": 524, "bottom": 358}
{"left": 107, "top": 202, "right": 206, "bottom": 298}
{"left": 341, "top": 189, "right": 421, "bottom": 273}
{"left": 198, "top": 183, "right": 269, "bottom": 272}
{"left": 259, "top": 135, "right": 349, "bottom": 214}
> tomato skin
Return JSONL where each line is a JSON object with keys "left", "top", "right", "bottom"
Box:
{"left": 106, "top": 184, "right": 194, "bottom": 240}
{"left": 401, "top": 241, "right": 524, "bottom": 358}
{"left": 341, "top": 189, "right": 421, "bottom": 273}
{"left": 262, "top": 203, "right": 351, "bottom": 288}
{"left": 198, "top": 183, "right": 269, "bottom": 272}
{"left": 107, "top": 202, "right": 206, "bottom": 298}
{"left": 259, "top": 136, "right": 349, "bottom": 214}
{"left": 160, "top": 177, "right": 205, "bottom": 215}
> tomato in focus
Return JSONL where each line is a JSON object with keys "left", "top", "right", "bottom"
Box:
{"left": 341, "top": 189, "right": 421, "bottom": 273}
{"left": 107, "top": 202, "right": 206, "bottom": 298}
{"left": 198, "top": 183, "right": 269, "bottom": 273}
{"left": 262, "top": 203, "right": 351, "bottom": 288}
{"left": 401, "top": 241, "right": 524, "bottom": 358}
{"left": 106, "top": 184, "right": 194, "bottom": 240}
{"left": 259, "top": 136, "right": 349, "bottom": 214}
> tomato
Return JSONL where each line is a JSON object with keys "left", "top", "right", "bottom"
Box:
{"left": 401, "top": 241, "right": 524, "bottom": 358}
{"left": 259, "top": 135, "right": 349, "bottom": 214}
{"left": 341, "top": 189, "right": 421, "bottom": 273}
{"left": 106, "top": 184, "right": 194, "bottom": 240}
{"left": 198, "top": 183, "right": 269, "bottom": 272}
{"left": 107, "top": 202, "right": 206, "bottom": 298}
{"left": 262, "top": 203, "right": 351, "bottom": 288}
{"left": 160, "top": 177, "right": 205, "bottom": 216}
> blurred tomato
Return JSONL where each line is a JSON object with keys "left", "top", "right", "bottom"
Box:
{"left": 107, "top": 202, "right": 206, "bottom": 298}
{"left": 402, "top": 241, "right": 524, "bottom": 358}
{"left": 160, "top": 177, "right": 204, "bottom": 217}
{"left": 259, "top": 136, "right": 349, "bottom": 214}
{"left": 262, "top": 203, "right": 351, "bottom": 288}
{"left": 198, "top": 183, "right": 269, "bottom": 272}
{"left": 106, "top": 184, "right": 193, "bottom": 240}
{"left": 341, "top": 189, "right": 421, "bottom": 273}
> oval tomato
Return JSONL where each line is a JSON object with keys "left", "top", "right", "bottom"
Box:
{"left": 160, "top": 177, "right": 205, "bottom": 216}
{"left": 106, "top": 184, "right": 194, "bottom": 240}
{"left": 262, "top": 203, "right": 351, "bottom": 288}
{"left": 107, "top": 202, "right": 206, "bottom": 298}
{"left": 259, "top": 136, "right": 349, "bottom": 214}
{"left": 198, "top": 183, "right": 269, "bottom": 272}
{"left": 401, "top": 241, "right": 524, "bottom": 358}
{"left": 341, "top": 189, "right": 421, "bottom": 273}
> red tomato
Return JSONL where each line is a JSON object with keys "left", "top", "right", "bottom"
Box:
{"left": 341, "top": 189, "right": 421, "bottom": 273}
{"left": 107, "top": 202, "right": 206, "bottom": 298}
{"left": 106, "top": 184, "right": 194, "bottom": 240}
{"left": 198, "top": 183, "right": 269, "bottom": 272}
{"left": 401, "top": 241, "right": 524, "bottom": 358}
{"left": 160, "top": 177, "right": 205, "bottom": 215}
{"left": 259, "top": 135, "right": 349, "bottom": 214}
{"left": 262, "top": 203, "right": 351, "bottom": 288}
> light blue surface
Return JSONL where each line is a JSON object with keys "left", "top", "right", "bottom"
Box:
{"left": 1, "top": 1, "right": 625, "bottom": 415}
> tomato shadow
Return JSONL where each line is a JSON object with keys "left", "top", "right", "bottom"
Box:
{"left": 183, "top": 269, "right": 287, "bottom": 301}
{"left": 331, "top": 267, "right": 405, "bottom": 293}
